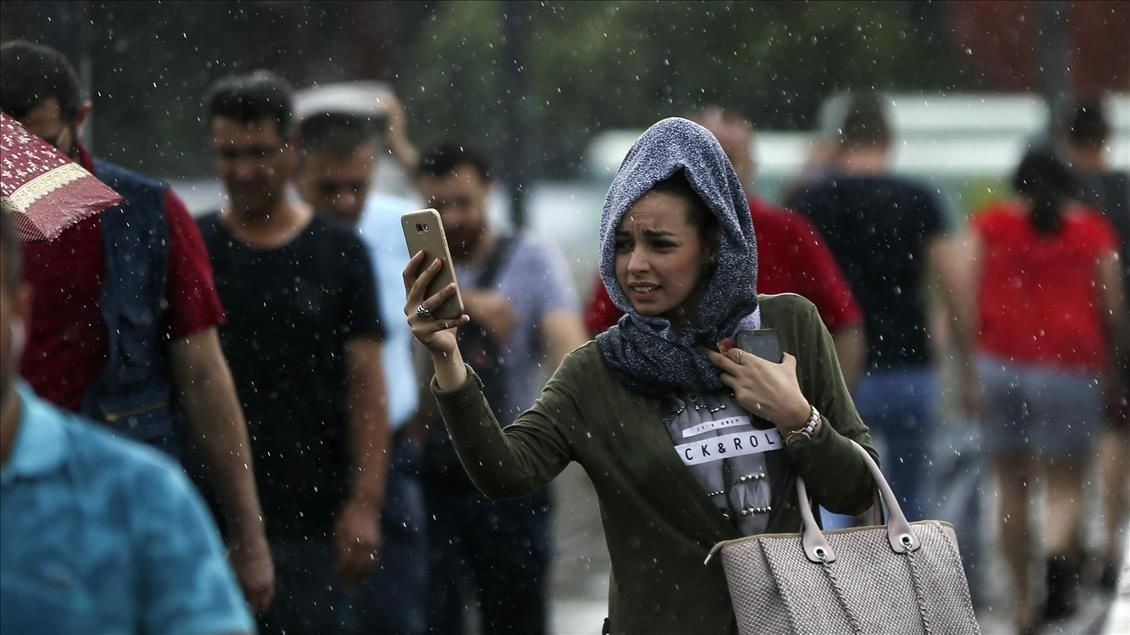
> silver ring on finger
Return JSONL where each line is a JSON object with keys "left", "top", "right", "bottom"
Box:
{"left": 416, "top": 304, "right": 433, "bottom": 320}
{"left": 735, "top": 350, "right": 744, "bottom": 364}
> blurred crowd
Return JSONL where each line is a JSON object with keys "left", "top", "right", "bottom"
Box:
{"left": 0, "top": 38, "right": 1127, "bottom": 635}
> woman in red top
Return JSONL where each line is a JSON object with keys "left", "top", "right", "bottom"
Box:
{"left": 971, "top": 148, "right": 1128, "bottom": 633}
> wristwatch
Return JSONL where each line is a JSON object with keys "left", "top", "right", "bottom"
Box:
{"left": 784, "top": 405, "right": 820, "bottom": 448}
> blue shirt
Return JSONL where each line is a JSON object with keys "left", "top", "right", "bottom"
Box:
{"left": 357, "top": 192, "right": 420, "bottom": 430}
{"left": 0, "top": 383, "right": 253, "bottom": 635}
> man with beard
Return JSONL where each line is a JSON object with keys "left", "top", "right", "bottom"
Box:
{"left": 197, "top": 71, "right": 390, "bottom": 634}
{"left": 0, "top": 40, "right": 274, "bottom": 612}
{"left": 413, "top": 143, "right": 588, "bottom": 634}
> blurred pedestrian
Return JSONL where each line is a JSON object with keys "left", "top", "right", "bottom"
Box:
{"left": 970, "top": 148, "right": 1129, "bottom": 630}
{"left": 410, "top": 143, "right": 588, "bottom": 634}
{"left": 295, "top": 110, "right": 427, "bottom": 634}
{"left": 0, "top": 40, "right": 275, "bottom": 612}
{"left": 0, "top": 207, "right": 254, "bottom": 635}
{"left": 1062, "top": 98, "right": 1130, "bottom": 591}
{"left": 198, "top": 71, "right": 391, "bottom": 634}
{"left": 404, "top": 118, "right": 877, "bottom": 634}
{"left": 584, "top": 106, "right": 866, "bottom": 389}
{"left": 786, "top": 93, "right": 976, "bottom": 522}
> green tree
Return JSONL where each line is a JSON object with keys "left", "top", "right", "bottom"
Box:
{"left": 402, "top": 1, "right": 967, "bottom": 178}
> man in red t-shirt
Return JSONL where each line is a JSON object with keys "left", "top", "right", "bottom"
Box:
{"left": 584, "top": 107, "right": 865, "bottom": 388}
{"left": 0, "top": 40, "right": 274, "bottom": 612}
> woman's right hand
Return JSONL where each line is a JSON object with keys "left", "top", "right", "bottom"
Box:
{"left": 403, "top": 251, "right": 470, "bottom": 357}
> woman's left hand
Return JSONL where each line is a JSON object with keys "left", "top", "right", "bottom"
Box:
{"left": 705, "top": 338, "right": 812, "bottom": 433}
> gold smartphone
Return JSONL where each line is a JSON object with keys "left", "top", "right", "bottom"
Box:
{"left": 401, "top": 208, "right": 465, "bottom": 319}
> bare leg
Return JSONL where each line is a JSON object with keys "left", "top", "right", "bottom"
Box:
{"left": 1099, "top": 427, "right": 1130, "bottom": 569}
{"left": 1045, "top": 457, "right": 1086, "bottom": 555}
{"left": 995, "top": 452, "right": 1036, "bottom": 631}
{"left": 1042, "top": 456, "right": 1087, "bottom": 621}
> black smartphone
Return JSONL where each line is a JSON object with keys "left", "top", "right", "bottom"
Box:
{"left": 734, "top": 329, "right": 783, "bottom": 363}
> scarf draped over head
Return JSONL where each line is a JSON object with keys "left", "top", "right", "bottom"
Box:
{"left": 595, "top": 117, "right": 760, "bottom": 396}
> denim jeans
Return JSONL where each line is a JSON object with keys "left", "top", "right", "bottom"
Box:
{"left": 854, "top": 366, "right": 938, "bottom": 521}
{"left": 931, "top": 419, "right": 986, "bottom": 606}
{"left": 823, "top": 366, "right": 938, "bottom": 529}
{"left": 424, "top": 485, "right": 551, "bottom": 635}
{"left": 977, "top": 355, "right": 1104, "bottom": 458}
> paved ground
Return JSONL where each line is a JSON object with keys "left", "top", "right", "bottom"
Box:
{"left": 1105, "top": 535, "right": 1130, "bottom": 634}
{"left": 548, "top": 465, "right": 612, "bottom": 634}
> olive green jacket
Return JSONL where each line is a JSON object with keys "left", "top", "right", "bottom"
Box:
{"left": 432, "top": 293, "right": 878, "bottom": 634}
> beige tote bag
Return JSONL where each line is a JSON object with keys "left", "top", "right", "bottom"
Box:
{"left": 707, "top": 441, "right": 980, "bottom": 634}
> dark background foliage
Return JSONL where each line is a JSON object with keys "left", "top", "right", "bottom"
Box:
{"left": 3, "top": 1, "right": 1126, "bottom": 180}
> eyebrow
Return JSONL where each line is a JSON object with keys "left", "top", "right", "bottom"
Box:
{"left": 615, "top": 228, "right": 677, "bottom": 237}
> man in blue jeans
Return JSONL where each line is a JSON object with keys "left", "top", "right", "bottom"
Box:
{"left": 0, "top": 208, "right": 253, "bottom": 634}
{"left": 787, "top": 93, "right": 976, "bottom": 522}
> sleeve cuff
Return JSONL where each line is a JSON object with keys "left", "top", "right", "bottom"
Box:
{"left": 430, "top": 364, "right": 487, "bottom": 412}
{"left": 784, "top": 411, "right": 835, "bottom": 462}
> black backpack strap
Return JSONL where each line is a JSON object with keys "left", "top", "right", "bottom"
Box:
{"left": 475, "top": 234, "right": 516, "bottom": 290}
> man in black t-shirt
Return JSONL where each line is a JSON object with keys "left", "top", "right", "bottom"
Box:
{"left": 787, "top": 94, "right": 975, "bottom": 524}
{"left": 198, "top": 71, "right": 391, "bottom": 634}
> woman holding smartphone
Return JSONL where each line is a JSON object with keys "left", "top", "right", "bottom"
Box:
{"left": 403, "top": 118, "right": 877, "bottom": 633}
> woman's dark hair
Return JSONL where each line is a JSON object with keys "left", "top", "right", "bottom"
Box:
{"left": 649, "top": 170, "right": 718, "bottom": 244}
{"left": 1012, "top": 148, "right": 1075, "bottom": 235}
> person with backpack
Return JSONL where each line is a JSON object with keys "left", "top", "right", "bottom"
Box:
{"left": 404, "top": 119, "right": 877, "bottom": 634}
{"left": 410, "top": 143, "right": 588, "bottom": 634}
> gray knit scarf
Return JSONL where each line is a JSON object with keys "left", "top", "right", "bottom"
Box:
{"left": 596, "top": 117, "right": 760, "bottom": 396}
